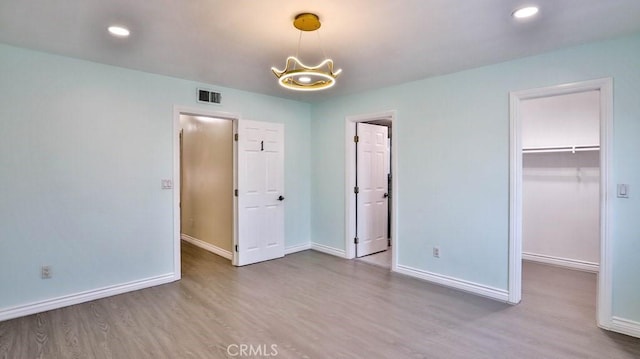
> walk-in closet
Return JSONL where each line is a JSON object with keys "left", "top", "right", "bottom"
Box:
{"left": 521, "top": 90, "right": 600, "bottom": 272}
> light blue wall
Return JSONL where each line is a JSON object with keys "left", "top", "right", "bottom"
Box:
{"left": 310, "top": 33, "right": 640, "bottom": 321}
{"left": 0, "top": 44, "right": 311, "bottom": 310}
{"left": 1, "top": 32, "right": 638, "bottom": 325}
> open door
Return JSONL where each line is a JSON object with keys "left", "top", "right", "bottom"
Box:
{"left": 235, "top": 119, "right": 285, "bottom": 266}
{"left": 356, "top": 122, "right": 389, "bottom": 257}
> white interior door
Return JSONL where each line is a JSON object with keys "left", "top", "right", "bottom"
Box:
{"left": 236, "top": 119, "right": 285, "bottom": 266}
{"left": 356, "top": 123, "right": 389, "bottom": 257}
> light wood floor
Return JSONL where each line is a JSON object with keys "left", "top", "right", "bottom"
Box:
{"left": 1, "top": 242, "right": 639, "bottom": 358}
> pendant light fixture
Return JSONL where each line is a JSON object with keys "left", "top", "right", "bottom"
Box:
{"left": 272, "top": 13, "right": 342, "bottom": 91}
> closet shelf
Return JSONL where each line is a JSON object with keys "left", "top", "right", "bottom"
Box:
{"left": 522, "top": 145, "right": 600, "bottom": 154}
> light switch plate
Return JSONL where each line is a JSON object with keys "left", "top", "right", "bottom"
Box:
{"left": 161, "top": 179, "right": 173, "bottom": 190}
{"left": 617, "top": 184, "right": 629, "bottom": 198}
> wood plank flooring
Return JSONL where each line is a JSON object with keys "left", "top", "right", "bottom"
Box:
{"left": 1, "top": 242, "right": 639, "bottom": 358}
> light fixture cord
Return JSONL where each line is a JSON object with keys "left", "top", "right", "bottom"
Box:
{"left": 295, "top": 31, "right": 303, "bottom": 70}
{"left": 316, "top": 29, "right": 329, "bottom": 61}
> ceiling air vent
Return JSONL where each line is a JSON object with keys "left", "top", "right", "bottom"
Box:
{"left": 197, "top": 88, "right": 221, "bottom": 105}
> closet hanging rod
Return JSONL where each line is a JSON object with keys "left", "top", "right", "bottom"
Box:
{"left": 522, "top": 145, "right": 600, "bottom": 154}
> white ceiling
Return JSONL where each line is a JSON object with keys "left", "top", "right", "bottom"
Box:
{"left": 1, "top": 1, "right": 640, "bottom": 103}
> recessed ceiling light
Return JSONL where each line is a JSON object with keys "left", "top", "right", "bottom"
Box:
{"left": 108, "top": 25, "right": 130, "bottom": 37}
{"left": 512, "top": 6, "right": 539, "bottom": 19}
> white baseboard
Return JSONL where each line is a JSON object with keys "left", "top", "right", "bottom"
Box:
{"left": 0, "top": 273, "right": 176, "bottom": 322}
{"left": 311, "top": 242, "right": 348, "bottom": 258}
{"left": 285, "top": 242, "right": 311, "bottom": 255}
{"left": 395, "top": 265, "right": 509, "bottom": 302}
{"left": 181, "top": 234, "right": 232, "bottom": 260}
{"left": 523, "top": 252, "right": 599, "bottom": 273}
{"left": 610, "top": 317, "right": 640, "bottom": 338}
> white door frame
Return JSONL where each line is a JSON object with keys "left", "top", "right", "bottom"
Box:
{"left": 345, "top": 110, "right": 398, "bottom": 271}
{"left": 508, "top": 78, "right": 613, "bottom": 328}
{"left": 173, "top": 106, "right": 240, "bottom": 276}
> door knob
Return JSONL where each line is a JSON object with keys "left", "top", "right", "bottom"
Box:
{"left": 278, "top": 195, "right": 285, "bottom": 201}
{"left": 383, "top": 193, "right": 389, "bottom": 198}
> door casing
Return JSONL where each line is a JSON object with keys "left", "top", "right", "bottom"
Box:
{"left": 345, "top": 110, "right": 398, "bottom": 271}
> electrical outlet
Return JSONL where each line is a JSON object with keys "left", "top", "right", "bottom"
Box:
{"left": 433, "top": 247, "right": 440, "bottom": 258}
{"left": 41, "top": 265, "right": 52, "bottom": 279}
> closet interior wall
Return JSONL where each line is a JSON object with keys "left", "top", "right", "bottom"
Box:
{"left": 521, "top": 91, "right": 601, "bottom": 268}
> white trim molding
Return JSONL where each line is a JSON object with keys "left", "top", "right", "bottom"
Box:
{"left": 181, "top": 234, "right": 232, "bottom": 260}
{"left": 0, "top": 273, "right": 176, "bottom": 322}
{"left": 311, "top": 242, "right": 348, "bottom": 258}
{"left": 508, "top": 78, "right": 613, "bottom": 328}
{"left": 523, "top": 252, "right": 599, "bottom": 273}
{"left": 396, "top": 265, "right": 509, "bottom": 302}
{"left": 285, "top": 242, "right": 312, "bottom": 255}
{"left": 610, "top": 317, "right": 640, "bottom": 339}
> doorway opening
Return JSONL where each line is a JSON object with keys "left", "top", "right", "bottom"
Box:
{"left": 345, "top": 111, "right": 398, "bottom": 271}
{"left": 509, "top": 78, "right": 613, "bottom": 329}
{"left": 173, "top": 108, "right": 239, "bottom": 272}
{"left": 179, "top": 113, "right": 235, "bottom": 261}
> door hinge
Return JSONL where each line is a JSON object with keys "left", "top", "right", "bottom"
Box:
{"left": 354, "top": 135, "right": 359, "bottom": 143}
{"left": 354, "top": 237, "right": 359, "bottom": 244}
{"left": 234, "top": 133, "right": 238, "bottom": 141}
{"left": 235, "top": 245, "right": 238, "bottom": 252}
{"left": 354, "top": 186, "right": 359, "bottom": 194}
{"left": 234, "top": 189, "right": 238, "bottom": 197}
